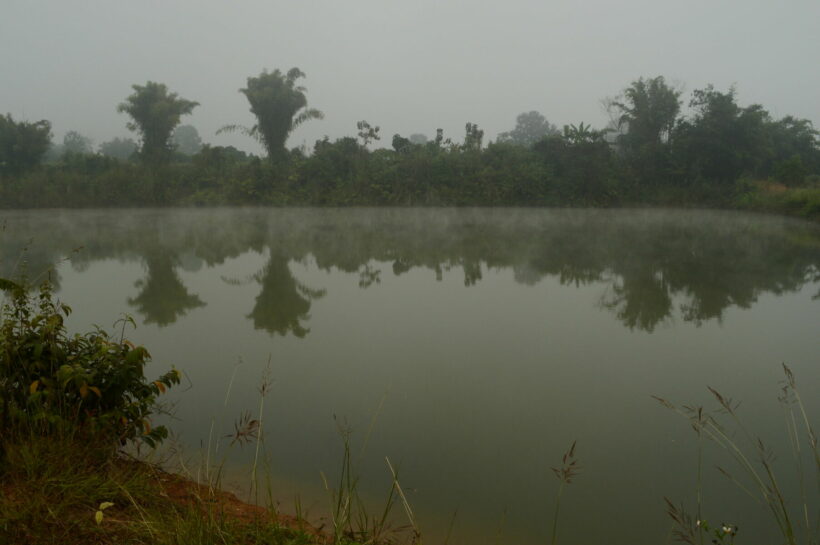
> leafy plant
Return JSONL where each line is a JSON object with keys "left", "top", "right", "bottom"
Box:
{"left": 0, "top": 278, "right": 180, "bottom": 447}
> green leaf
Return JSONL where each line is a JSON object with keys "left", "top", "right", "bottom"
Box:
{"left": 0, "top": 278, "right": 21, "bottom": 292}
{"left": 125, "top": 346, "right": 147, "bottom": 365}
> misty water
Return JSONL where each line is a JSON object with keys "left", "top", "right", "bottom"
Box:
{"left": 2, "top": 208, "right": 818, "bottom": 544}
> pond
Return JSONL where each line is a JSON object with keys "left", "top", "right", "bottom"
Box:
{"left": 1, "top": 208, "right": 818, "bottom": 544}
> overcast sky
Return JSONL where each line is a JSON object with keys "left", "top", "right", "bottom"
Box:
{"left": 2, "top": 0, "right": 818, "bottom": 154}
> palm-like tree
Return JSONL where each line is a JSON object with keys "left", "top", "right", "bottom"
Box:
{"left": 117, "top": 82, "right": 198, "bottom": 164}
{"left": 220, "top": 68, "right": 323, "bottom": 160}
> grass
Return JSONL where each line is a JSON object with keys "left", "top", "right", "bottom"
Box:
{"left": 655, "top": 364, "right": 819, "bottom": 545}
{"left": 0, "top": 401, "right": 424, "bottom": 545}
{"left": 0, "top": 432, "right": 326, "bottom": 544}
{"left": 735, "top": 179, "right": 820, "bottom": 221}
{"left": 549, "top": 441, "right": 580, "bottom": 545}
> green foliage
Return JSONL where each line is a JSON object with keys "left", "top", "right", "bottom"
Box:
{"left": 117, "top": 81, "right": 199, "bottom": 165}
{"left": 612, "top": 76, "right": 681, "bottom": 149}
{"left": 673, "top": 86, "right": 767, "bottom": 184}
{"left": 98, "top": 137, "right": 138, "bottom": 160}
{"left": 225, "top": 68, "right": 323, "bottom": 161}
{"left": 611, "top": 76, "right": 682, "bottom": 185}
{"left": 774, "top": 154, "right": 808, "bottom": 186}
{"left": 356, "top": 120, "right": 380, "bottom": 149}
{"left": 0, "top": 279, "right": 180, "bottom": 447}
{"left": 533, "top": 125, "right": 616, "bottom": 203}
{"left": 408, "top": 133, "right": 428, "bottom": 146}
{"left": 735, "top": 179, "right": 820, "bottom": 221}
{"left": 62, "top": 130, "right": 93, "bottom": 156}
{"left": 0, "top": 74, "right": 817, "bottom": 213}
{"left": 171, "top": 124, "right": 203, "bottom": 156}
{"left": 0, "top": 113, "right": 52, "bottom": 176}
{"left": 391, "top": 134, "right": 414, "bottom": 153}
{"left": 766, "top": 116, "right": 820, "bottom": 176}
{"left": 497, "top": 110, "right": 559, "bottom": 147}
{"left": 463, "top": 122, "right": 484, "bottom": 151}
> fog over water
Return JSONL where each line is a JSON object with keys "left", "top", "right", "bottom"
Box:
{"left": 2, "top": 0, "right": 819, "bottom": 153}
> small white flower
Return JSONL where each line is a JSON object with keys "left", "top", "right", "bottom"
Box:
{"left": 696, "top": 520, "right": 701, "bottom": 527}
{"left": 723, "top": 525, "right": 732, "bottom": 533}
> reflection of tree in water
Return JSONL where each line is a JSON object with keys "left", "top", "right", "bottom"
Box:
{"left": 462, "top": 261, "right": 483, "bottom": 286}
{"left": 247, "top": 252, "right": 326, "bottom": 337}
{"left": 2, "top": 209, "right": 818, "bottom": 335}
{"left": 358, "top": 264, "right": 381, "bottom": 288}
{"left": 601, "top": 270, "right": 672, "bottom": 332}
{"left": 128, "top": 250, "right": 205, "bottom": 326}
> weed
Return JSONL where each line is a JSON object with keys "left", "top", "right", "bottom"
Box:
{"left": 655, "top": 364, "right": 818, "bottom": 545}
{"left": 550, "top": 440, "right": 580, "bottom": 545}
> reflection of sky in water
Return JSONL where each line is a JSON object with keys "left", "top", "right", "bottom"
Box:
{"left": 2, "top": 208, "right": 819, "bottom": 545}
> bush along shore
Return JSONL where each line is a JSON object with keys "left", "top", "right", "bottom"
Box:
{"left": 0, "top": 279, "right": 354, "bottom": 545}
{"left": 1, "top": 74, "right": 819, "bottom": 221}
{"left": 1, "top": 278, "right": 817, "bottom": 544}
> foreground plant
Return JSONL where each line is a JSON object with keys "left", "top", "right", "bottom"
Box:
{"left": 655, "top": 364, "right": 818, "bottom": 545}
{"left": 550, "top": 440, "right": 580, "bottom": 545}
{"left": 665, "top": 498, "right": 739, "bottom": 545}
{"left": 318, "top": 418, "right": 420, "bottom": 545}
{"left": 0, "top": 277, "right": 180, "bottom": 448}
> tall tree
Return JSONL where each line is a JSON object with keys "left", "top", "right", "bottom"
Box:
{"left": 764, "top": 115, "right": 820, "bottom": 181}
{"left": 408, "top": 133, "right": 428, "bottom": 145}
{"left": 171, "top": 124, "right": 203, "bottom": 155}
{"left": 356, "top": 120, "right": 380, "bottom": 149}
{"left": 673, "top": 85, "right": 770, "bottom": 184}
{"left": 62, "top": 130, "right": 93, "bottom": 155}
{"left": 117, "top": 82, "right": 198, "bottom": 164}
{"left": 611, "top": 76, "right": 681, "bottom": 184}
{"left": 497, "top": 111, "right": 559, "bottom": 147}
{"left": 612, "top": 76, "right": 681, "bottom": 148}
{"left": 463, "top": 122, "right": 484, "bottom": 151}
{"left": 223, "top": 68, "right": 323, "bottom": 160}
{"left": 0, "top": 114, "right": 52, "bottom": 175}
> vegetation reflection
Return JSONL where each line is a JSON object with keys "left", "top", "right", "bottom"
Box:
{"left": 1, "top": 210, "right": 817, "bottom": 336}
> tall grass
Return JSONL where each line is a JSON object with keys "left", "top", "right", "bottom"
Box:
{"left": 317, "top": 417, "right": 420, "bottom": 544}
{"left": 550, "top": 441, "right": 580, "bottom": 545}
{"left": 656, "top": 364, "right": 818, "bottom": 545}
{"left": 165, "top": 362, "right": 420, "bottom": 545}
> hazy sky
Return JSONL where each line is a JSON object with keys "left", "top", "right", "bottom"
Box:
{"left": 2, "top": 0, "right": 818, "bottom": 154}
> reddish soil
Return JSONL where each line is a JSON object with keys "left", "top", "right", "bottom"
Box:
{"left": 151, "top": 466, "right": 330, "bottom": 542}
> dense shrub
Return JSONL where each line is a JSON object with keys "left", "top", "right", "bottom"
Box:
{"left": 0, "top": 278, "right": 179, "bottom": 448}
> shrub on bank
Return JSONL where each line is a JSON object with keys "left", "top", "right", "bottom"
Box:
{"left": 735, "top": 178, "right": 820, "bottom": 220}
{"left": 0, "top": 278, "right": 180, "bottom": 448}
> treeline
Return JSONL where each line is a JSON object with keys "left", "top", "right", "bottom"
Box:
{"left": 0, "top": 72, "right": 818, "bottom": 216}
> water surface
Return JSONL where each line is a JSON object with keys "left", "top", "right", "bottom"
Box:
{"left": 2, "top": 208, "right": 818, "bottom": 544}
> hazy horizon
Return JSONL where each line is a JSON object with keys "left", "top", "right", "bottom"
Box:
{"left": 2, "top": 0, "right": 818, "bottom": 154}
